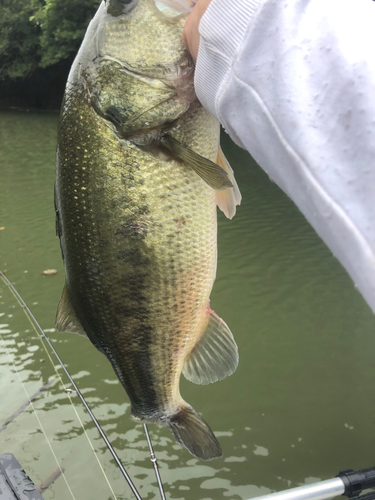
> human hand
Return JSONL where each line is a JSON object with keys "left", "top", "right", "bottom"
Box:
{"left": 183, "top": 0, "right": 212, "bottom": 62}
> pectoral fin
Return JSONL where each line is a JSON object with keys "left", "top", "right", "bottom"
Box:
{"left": 161, "top": 135, "right": 233, "bottom": 190}
{"left": 182, "top": 307, "right": 239, "bottom": 385}
{"left": 56, "top": 284, "right": 87, "bottom": 337}
{"left": 214, "top": 146, "right": 242, "bottom": 219}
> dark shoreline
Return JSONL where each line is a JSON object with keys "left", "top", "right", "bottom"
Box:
{"left": 0, "top": 57, "right": 73, "bottom": 112}
{"left": 0, "top": 106, "right": 60, "bottom": 113}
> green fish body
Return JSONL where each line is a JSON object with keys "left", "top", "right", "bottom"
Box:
{"left": 55, "top": 0, "right": 241, "bottom": 460}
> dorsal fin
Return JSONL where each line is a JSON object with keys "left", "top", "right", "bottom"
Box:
{"left": 214, "top": 145, "right": 242, "bottom": 219}
{"left": 182, "top": 306, "right": 239, "bottom": 385}
{"left": 55, "top": 284, "right": 87, "bottom": 337}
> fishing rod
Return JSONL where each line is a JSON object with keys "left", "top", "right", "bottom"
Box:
{"left": 144, "top": 423, "right": 166, "bottom": 500}
{"left": 0, "top": 271, "right": 167, "bottom": 500}
{"left": 248, "top": 468, "right": 375, "bottom": 500}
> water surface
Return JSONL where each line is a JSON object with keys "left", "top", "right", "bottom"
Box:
{"left": 1, "top": 110, "right": 375, "bottom": 500}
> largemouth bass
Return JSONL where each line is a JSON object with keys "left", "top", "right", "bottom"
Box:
{"left": 55, "top": 0, "right": 241, "bottom": 460}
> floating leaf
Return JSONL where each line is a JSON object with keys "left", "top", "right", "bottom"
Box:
{"left": 41, "top": 269, "right": 57, "bottom": 276}
{"left": 0, "top": 227, "right": 5, "bottom": 230}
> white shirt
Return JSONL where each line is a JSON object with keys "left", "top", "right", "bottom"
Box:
{"left": 195, "top": 0, "right": 375, "bottom": 313}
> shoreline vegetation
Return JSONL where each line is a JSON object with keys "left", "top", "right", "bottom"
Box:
{"left": 0, "top": 0, "right": 99, "bottom": 111}
{"left": 0, "top": 57, "right": 72, "bottom": 112}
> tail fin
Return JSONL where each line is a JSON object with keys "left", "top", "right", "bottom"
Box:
{"left": 166, "top": 404, "right": 222, "bottom": 460}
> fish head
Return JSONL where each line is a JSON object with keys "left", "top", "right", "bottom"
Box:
{"left": 69, "top": 0, "right": 196, "bottom": 138}
{"left": 97, "top": 0, "right": 192, "bottom": 79}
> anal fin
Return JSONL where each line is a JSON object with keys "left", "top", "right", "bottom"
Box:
{"left": 55, "top": 284, "right": 87, "bottom": 338}
{"left": 182, "top": 307, "right": 239, "bottom": 385}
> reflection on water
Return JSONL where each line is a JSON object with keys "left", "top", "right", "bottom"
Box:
{"left": 1, "top": 110, "right": 375, "bottom": 499}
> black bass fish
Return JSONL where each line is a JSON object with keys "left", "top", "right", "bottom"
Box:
{"left": 55, "top": 0, "right": 241, "bottom": 460}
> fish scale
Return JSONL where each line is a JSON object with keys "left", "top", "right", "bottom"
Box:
{"left": 55, "top": 0, "right": 240, "bottom": 460}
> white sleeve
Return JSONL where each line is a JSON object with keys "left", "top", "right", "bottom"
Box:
{"left": 195, "top": 0, "right": 375, "bottom": 313}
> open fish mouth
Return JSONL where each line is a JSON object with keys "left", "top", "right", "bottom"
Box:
{"left": 93, "top": 54, "right": 196, "bottom": 107}
{"left": 95, "top": 53, "right": 195, "bottom": 89}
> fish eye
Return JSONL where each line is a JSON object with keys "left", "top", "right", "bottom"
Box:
{"left": 107, "top": 0, "right": 138, "bottom": 16}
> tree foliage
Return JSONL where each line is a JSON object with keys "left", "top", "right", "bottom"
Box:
{"left": 0, "top": 0, "right": 99, "bottom": 80}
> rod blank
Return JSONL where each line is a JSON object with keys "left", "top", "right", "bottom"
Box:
{"left": 0, "top": 272, "right": 142, "bottom": 500}
{"left": 248, "top": 478, "right": 345, "bottom": 500}
{"left": 144, "top": 424, "right": 166, "bottom": 500}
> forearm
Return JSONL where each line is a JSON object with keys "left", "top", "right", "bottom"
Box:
{"left": 190, "top": 0, "right": 375, "bottom": 313}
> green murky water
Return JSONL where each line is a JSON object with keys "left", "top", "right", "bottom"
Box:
{"left": 1, "top": 110, "right": 375, "bottom": 500}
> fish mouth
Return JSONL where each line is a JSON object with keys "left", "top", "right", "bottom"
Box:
{"left": 93, "top": 54, "right": 197, "bottom": 104}
{"left": 90, "top": 59, "right": 195, "bottom": 142}
{"left": 96, "top": 53, "right": 195, "bottom": 95}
